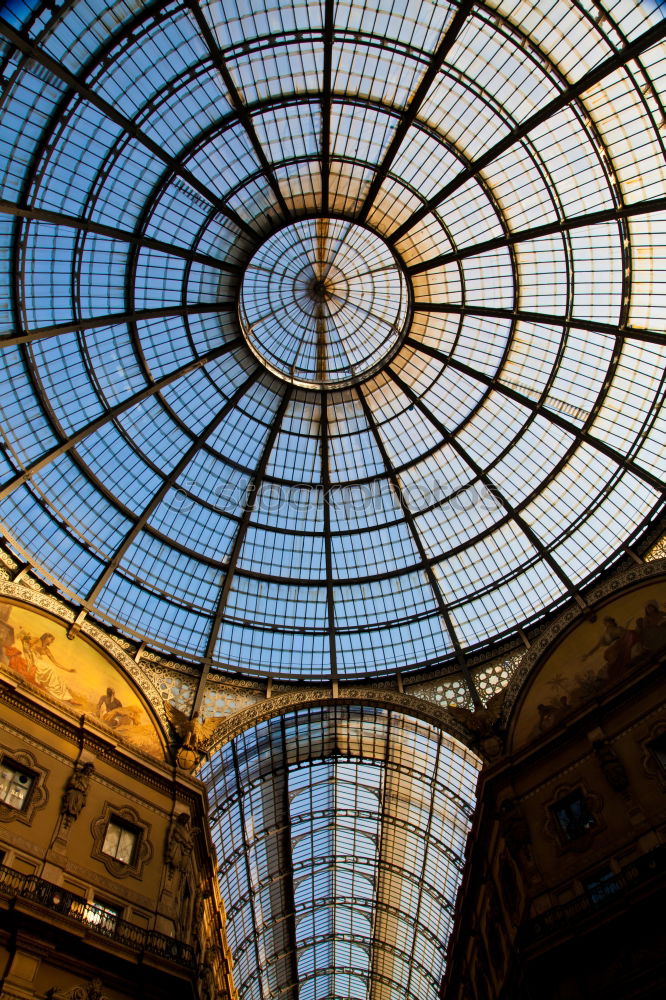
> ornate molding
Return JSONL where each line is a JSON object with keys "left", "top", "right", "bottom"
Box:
{"left": 0, "top": 743, "right": 49, "bottom": 826}
{"left": 46, "top": 979, "right": 109, "bottom": 1000}
{"left": 90, "top": 803, "right": 153, "bottom": 881}
{"left": 499, "top": 560, "right": 666, "bottom": 726}
{"left": 543, "top": 781, "right": 605, "bottom": 854}
{"left": 203, "top": 687, "right": 473, "bottom": 755}
{"left": 640, "top": 718, "right": 666, "bottom": 791}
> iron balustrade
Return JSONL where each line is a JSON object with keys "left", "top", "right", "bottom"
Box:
{"left": 0, "top": 862, "right": 196, "bottom": 968}
{"left": 520, "top": 846, "right": 665, "bottom": 946}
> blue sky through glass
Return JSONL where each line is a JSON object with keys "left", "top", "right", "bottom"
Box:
{"left": 201, "top": 706, "right": 481, "bottom": 1000}
{"left": 0, "top": 0, "right": 664, "bottom": 680}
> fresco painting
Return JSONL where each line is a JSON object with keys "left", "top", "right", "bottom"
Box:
{"left": 0, "top": 600, "right": 163, "bottom": 759}
{"left": 513, "top": 580, "right": 666, "bottom": 746}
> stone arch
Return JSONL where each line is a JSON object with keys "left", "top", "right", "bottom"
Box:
{"left": 203, "top": 686, "right": 473, "bottom": 756}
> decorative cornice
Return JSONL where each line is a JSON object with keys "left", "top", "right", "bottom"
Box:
{"left": 203, "top": 687, "right": 472, "bottom": 755}
{"left": 140, "top": 650, "right": 200, "bottom": 676}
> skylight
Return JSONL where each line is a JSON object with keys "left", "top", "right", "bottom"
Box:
{"left": 0, "top": 0, "right": 664, "bottom": 683}
{"left": 201, "top": 705, "right": 481, "bottom": 1000}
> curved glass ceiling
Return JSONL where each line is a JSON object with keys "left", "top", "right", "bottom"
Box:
{"left": 0, "top": 0, "right": 665, "bottom": 679}
{"left": 200, "top": 705, "right": 481, "bottom": 1000}
{"left": 239, "top": 218, "right": 410, "bottom": 387}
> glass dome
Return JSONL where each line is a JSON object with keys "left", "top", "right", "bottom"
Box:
{"left": 0, "top": 0, "right": 665, "bottom": 680}
{"left": 239, "top": 218, "right": 411, "bottom": 388}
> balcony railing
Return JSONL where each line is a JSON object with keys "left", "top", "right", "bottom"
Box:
{"left": 520, "top": 845, "right": 664, "bottom": 946}
{"left": 0, "top": 863, "right": 196, "bottom": 968}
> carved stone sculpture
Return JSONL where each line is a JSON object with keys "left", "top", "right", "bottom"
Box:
{"left": 60, "top": 761, "right": 94, "bottom": 827}
{"left": 447, "top": 689, "right": 508, "bottom": 758}
{"left": 46, "top": 979, "right": 108, "bottom": 1000}
{"left": 499, "top": 797, "right": 540, "bottom": 884}
{"left": 163, "top": 700, "right": 222, "bottom": 769}
{"left": 592, "top": 738, "right": 630, "bottom": 794}
{"left": 165, "top": 812, "right": 196, "bottom": 871}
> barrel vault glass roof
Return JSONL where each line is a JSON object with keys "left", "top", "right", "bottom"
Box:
{"left": 0, "top": 0, "right": 666, "bottom": 681}
{"left": 200, "top": 705, "right": 481, "bottom": 1000}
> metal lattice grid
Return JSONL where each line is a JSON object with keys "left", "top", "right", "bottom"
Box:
{"left": 0, "top": 0, "right": 664, "bottom": 684}
{"left": 238, "top": 217, "right": 411, "bottom": 388}
{"left": 200, "top": 705, "right": 481, "bottom": 1000}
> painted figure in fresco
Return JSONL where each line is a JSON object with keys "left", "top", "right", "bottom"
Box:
{"left": 0, "top": 606, "right": 161, "bottom": 759}
{"left": 103, "top": 704, "right": 144, "bottom": 731}
{"left": 582, "top": 616, "right": 637, "bottom": 679}
{"left": 4, "top": 639, "right": 32, "bottom": 680}
{"left": 0, "top": 604, "right": 13, "bottom": 667}
{"left": 638, "top": 599, "right": 666, "bottom": 653}
{"left": 96, "top": 688, "right": 143, "bottom": 733}
{"left": 9, "top": 632, "right": 78, "bottom": 701}
{"left": 644, "top": 600, "right": 666, "bottom": 627}
{"left": 97, "top": 687, "right": 122, "bottom": 718}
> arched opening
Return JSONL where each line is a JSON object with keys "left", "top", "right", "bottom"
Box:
{"left": 199, "top": 704, "right": 481, "bottom": 1000}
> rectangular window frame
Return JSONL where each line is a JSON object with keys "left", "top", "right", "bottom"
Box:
{"left": 551, "top": 788, "right": 596, "bottom": 842}
{"left": 101, "top": 817, "right": 139, "bottom": 866}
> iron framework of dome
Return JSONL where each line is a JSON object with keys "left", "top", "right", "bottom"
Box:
{"left": 0, "top": 0, "right": 665, "bottom": 687}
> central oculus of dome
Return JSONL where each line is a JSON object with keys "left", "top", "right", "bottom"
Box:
{"left": 238, "top": 218, "right": 411, "bottom": 388}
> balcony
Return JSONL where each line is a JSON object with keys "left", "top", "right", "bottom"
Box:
{"left": 0, "top": 862, "right": 196, "bottom": 969}
{"left": 520, "top": 845, "right": 665, "bottom": 946}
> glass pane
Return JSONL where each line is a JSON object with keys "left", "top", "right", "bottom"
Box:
{"left": 101, "top": 822, "right": 122, "bottom": 857}
{"left": 116, "top": 826, "right": 136, "bottom": 865}
{"left": 0, "top": 0, "right": 664, "bottom": 682}
{"left": 200, "top": 706, "right": 481, "bottom": 1000}
{"left": 0, "top": 765, "right": 32, "bottom": 809}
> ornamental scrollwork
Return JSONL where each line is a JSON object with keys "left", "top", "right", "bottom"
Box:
{"left": 46, "top": 979, "right": 109, "bottom": 1000}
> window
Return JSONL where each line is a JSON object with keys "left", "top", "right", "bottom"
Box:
{"left": 91, "top": 804, "right": 153, "bottom": 879}
{"left": 583, "top": 869, "right": 620, "bottom": 905}
{"left": 0, "top": 761, "right": 34, "bottom": 811}
{"left": 102, "top": 818, "right": 138, "bottom": 865}
{"left": 552, "top": 790, "right": 596, "bottom": 842}
{"left": 0, "top": 748, "right": 47, "bottom": 827}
